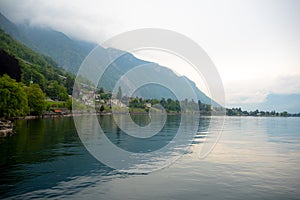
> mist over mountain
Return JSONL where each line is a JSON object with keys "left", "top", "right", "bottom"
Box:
{"left": 0, "top": 13, "right": 95, "bottom": 74}
{"left": 0, "top": 12, "right": 216, "bottom": 105}
{"left": 99, "top": 48, "right": 215, "bottom": 104}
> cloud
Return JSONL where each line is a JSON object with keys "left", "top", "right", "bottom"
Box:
{"left": 225, "top": 74, "right": 300, "bottom": 106}
{"left": 0, "top": 0, "right": 300, "bottom": 109}
{"left": 0, "top": 0, "right": 119, "bottom": 42}
{"left": 225, "top": 80, "right": 269, "bottom": 105}
{"left": 270, "top": 75, "right": 300, "bottom": 94}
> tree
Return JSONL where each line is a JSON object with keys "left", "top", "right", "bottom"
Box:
{"left": 66, "top": 97, "right": 72, "bottom": 111}
{"left": 65, "top": 74, "right": 75, "bottom": 95}
{"left": 281, "top": 111, "right": 288, "bottom": 117}
{"left": 45, "top": 80, "right": 69, "bottom": 101}
{"left": 26, "top": 84, "right": 46, "bottom": 116}
{"left": 100, "top": 105, "right": 105, "bottom": 113}
{"left": 0, "top": 74, "right": 29, "bottom": 118}
{"left": 160, "top": 98, "right": 166, "bottom": 108}
{"left": 129, "top": 98, "right": 139, "bottom": 108}
{"left": 116, "top": 86, "right": 122, "bottom": 100}
{"left": 57, "top": 85, "right": 69, "bottom": 101}
{"left": 99, "top": 87, "right": 104, "bottom": 94}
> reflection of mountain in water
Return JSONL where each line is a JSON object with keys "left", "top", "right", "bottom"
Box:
{"left": 0, "top": 116, "right": 212, "bottom": 198}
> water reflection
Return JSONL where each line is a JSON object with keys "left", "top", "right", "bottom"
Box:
{"left": 74, "top": 114, "right": 202, "bottom": 173}
{"left": 98, "top": 114, "right": 181, "bottom": 153}
{"left": 0, "top": 115, "right": 210, "bottom": 198}
{"left": 0, "top": 117, "right": 113, "bottom": 198}
{"left": 1, "top": 116, "right": 299, "bottom": 199}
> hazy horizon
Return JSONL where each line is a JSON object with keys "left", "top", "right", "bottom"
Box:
{"left": 0, "top": 0, "right": 299, "bottom": 112}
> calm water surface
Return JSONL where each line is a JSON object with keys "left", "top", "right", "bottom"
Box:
{"left": 0, "top": 115, "right": 299, "bottom": 199}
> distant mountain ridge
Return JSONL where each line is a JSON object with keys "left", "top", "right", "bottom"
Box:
{"left": 231, "top": 93, "right": 300, "bottom": 114}
{"left": 264, "top": 94, "right": 300, "bottom": 113}
{"left": 99, "top": 48, "right": 215, "bottom": 104}
{"left": 0, "top": 12, "right": 217, "bottom": 106}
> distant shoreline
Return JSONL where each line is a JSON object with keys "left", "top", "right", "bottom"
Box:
{"left": 9, "top": 111, "right": 300, "bottom": 122}
{"left": 1, "top": 111, "right": 298, "bottom": 137}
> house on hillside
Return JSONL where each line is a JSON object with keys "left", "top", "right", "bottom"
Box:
{"left": 110, "top": 99, "right": 127, "bottom": 108}
{"left": 145, "top": 102, "right": 152, "bottom": 108}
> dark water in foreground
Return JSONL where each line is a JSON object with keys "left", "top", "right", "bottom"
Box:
{"left": 0, "top": 115, "right": 299, "bottom": 199}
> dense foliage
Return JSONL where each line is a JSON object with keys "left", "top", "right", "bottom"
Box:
{"left": 0, "top": 29, "right": 75, "bottom": 118}
{"left": 226, "top": 107, "right": 300, "bottom": 117}
{"left": 0, "top": 75, "right": 29, "bottom": 117}
{"left": 26, "top": 84, "right": 46, "bottom": 116}
{"left": 45, "top": 80, "right": 69, "bottom": 101}
{"left": 127, "top": 97, "right": 211, "bottom": 113}
{"left": 0, "top": 28, "right": 75, "bottom": 97}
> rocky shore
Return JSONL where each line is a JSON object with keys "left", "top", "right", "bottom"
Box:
{"left": 0, "top": 119, "right": 14, "bottom": 136}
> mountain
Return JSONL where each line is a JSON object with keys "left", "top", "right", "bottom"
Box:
{"left": 0, "top": 28, "right": 74, "bottom": 100}
{"left": 230, "top": 93, "right": 300, "bottom": 114}
{"left": 259, "top": 94, "right": 300, "bottom": 113}
{"left": 0, "top": 13, "right": 217, "bottom": 106}
{"left": 99, "top": 48, "right": 215, "bottom": 104}
{"left": 0, "top": 13, "right": 96, "bottom": 74}
{"left": 17, "top": 25, "right": 96, "bottom": 73}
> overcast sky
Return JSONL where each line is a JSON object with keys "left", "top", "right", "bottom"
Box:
{"left": 1, "top": 0, "right": 299, "bottom": 108}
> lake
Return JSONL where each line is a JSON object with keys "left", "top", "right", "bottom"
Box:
{"left": 0, "top": 115, "right": 299, "bottom": 199}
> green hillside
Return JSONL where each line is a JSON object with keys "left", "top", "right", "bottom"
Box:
{"left": 0, "top": 12, "right": 95, "bottom": 74}
{"left": 0, "top": 13, "right": 218, "bottom": 107}
{"left": 0, "top": 28, "right": 74, "bottom": 98}
{"left": 0, "top": 28, "right": 77, "bottom": 118}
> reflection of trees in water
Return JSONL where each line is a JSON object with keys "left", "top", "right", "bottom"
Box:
{"left": 198, "top": 117, "right": 211, "bottom": 132}
{"left": 99, "top": 114, "right": 181, "bottom": 153}
{"left": 0, "top": 117, "right": 112, "bottom": 198}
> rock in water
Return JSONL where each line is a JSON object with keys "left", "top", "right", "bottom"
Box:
{"left": 0, "top": 120, "right": 14, "bottom": 136}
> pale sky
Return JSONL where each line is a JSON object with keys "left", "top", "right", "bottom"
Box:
{"left": 1, "top": 0, "right": 299, "bottom": 108}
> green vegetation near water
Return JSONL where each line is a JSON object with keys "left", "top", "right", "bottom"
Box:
{"left": 226, "top": 107, "right": 300, "bottom": 117}
{"left": 0, "top": 74, "right": 72, "bottom": 118}
{"left": 0, "top": 29, "right": 74, "bottom": 118}
{"left": 0, "top": 28, "right": 298, "bottom": 119}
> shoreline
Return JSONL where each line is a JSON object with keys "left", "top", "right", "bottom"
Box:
{"left": 0, "top": 119, "right": 14, "bottom": 136}
{"left": 1, "top": 112, "right": 298, "bottom": 137}
{"left": 10, "top": 111, "right": 300, "bottom": 122}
